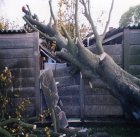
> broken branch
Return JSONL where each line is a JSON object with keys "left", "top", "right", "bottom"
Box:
{"left": 102, "top": 0, "right": 114, "bottom": 41}
{"left": 55, "top": 49, "right": 81, "bottom": 68}
{"left": 75, "top": 0, "right": 81, "bottom": 41}
{"left": 81, "top": 0, "right": 104, "bottom": 54}
{"left": 49, "top": 0, "right": 57, "bottom": 26}
{"left": 23, "top": 16, "right": 56, "bottom": 41}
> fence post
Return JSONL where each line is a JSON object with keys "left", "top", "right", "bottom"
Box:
{"left": 123, "top": 28, "right": 130, "bottom": 72}
{"left": 33, "top": 32, "right": 40, "bottom": 115}
{"left": 80, "top": 72, "right": 85, "bottom": 122}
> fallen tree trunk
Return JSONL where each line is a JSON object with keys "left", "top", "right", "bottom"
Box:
{"left": 23, "top": 0, "right": 140, "bottom": 122}
{"left": 97, "top": 54, "right": 140, "bottom": 119}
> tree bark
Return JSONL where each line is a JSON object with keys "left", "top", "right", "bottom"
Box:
{"left": 98, "top": 54, "right": 140, "bottom": 119}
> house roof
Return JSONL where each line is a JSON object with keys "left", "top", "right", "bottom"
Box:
{"left": 83, "top": 25, "right": 140, "bottom": 46}
{"left": 0, "top": 29, "right": 26, "bottom": 34}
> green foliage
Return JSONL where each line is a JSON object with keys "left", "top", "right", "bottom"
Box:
{"left": 15, "top": 98, "right": 31, "bottom": 119}
{"left": 0, "top": 67, "right": 53, "bottom": 137}
{"left": 119, "top": 5, "right": 140, "bottom": 27}
{"left": 0, "top": 67, "right": 34, "bottom": 136}
{"left": 0, "top": 16, "right": 21, "bottom": 30}
{"left": 57, "top": 0, "right": 75, "bottom": 38}
{"left": 0, "top": 67, "right": 13, "bottom": 89}
{"left": 0, "top": 17, "right": 9, "bottom": 30}
{"left": 0, "top": 67, "right": 32, "bottom": 119}
{"left": 0, "top": 67, "right": 14, "bottom": 120}
{"left": 58, "top": 0, "right": 91, "bottom": 39}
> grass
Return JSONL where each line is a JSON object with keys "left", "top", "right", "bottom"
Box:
{"left": 88, "top": 126, "right": 140, "bottom": 137}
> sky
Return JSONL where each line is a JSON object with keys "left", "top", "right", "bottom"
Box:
{"left": 0, "top": 0, "right": 140, "bottom": 31}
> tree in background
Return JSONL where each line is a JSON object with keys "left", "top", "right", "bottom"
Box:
{"left": 0, "top": 17, "right": 9, "bottom": 30}
{"left": 119, "top": 4, "right": 140, "bottom": 27}
{"left": 58, "top": 0, "right": 75, "bottom": 38}
{"left": 0, "top": 16, "right": 21, "bottom": 30}
{"left": 58, "top": 0, "right": 92, "bottom": 39}
{"left": 0, "top": 67, "right": 35, "bottom": 137}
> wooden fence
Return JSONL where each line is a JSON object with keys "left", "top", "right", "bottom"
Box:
{"left": 0, "top": 32, "right": 40, "bottom": 117}
{"left": 0, "top": 28, "right": 140, "bottom": 120}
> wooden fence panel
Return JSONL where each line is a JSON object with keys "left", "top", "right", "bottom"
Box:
{"left": 129, "top": 55, "right": 140, "bottom": 65}
{"left": 80, "top": 77, "right": 123, "bottom": 118}
{"left": 0, "top": 58, "right": 34, "bottom": 68}
{"left": 129, "top": 45, "right": 140, "bottom": 55}
{"left": 11, "top": 68, "right": 35, "bottom": 78}
{"left": 129, "top": 65, "right": 140, "bottom": 75}
{"left": 84, "top": 105, "right": 123, "bottom": 116}
{"left": 89, "top": 44, "right": 123, "bottom": 65}
{"left": 84, "top": 95, "right": 121, "bottom": 105}
{"left": 123, "top": 29, "right": 140, "bottom": 77}
{"left": 0, "top": 48, "right": 33, "bottom": 58}
{"left": 0, "top": 32, "right": 40, "bottom": 116}
{"left": 123, "top": 29, "right": 130, "bottom": 72}
{"left": 128, "top": 30, "right": 140, "bottom": 45}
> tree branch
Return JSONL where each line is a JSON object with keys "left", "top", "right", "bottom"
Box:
{"left": 80, "top": 69, "right": 95, "bottom": 79}
{"left": 0, "top": 118, "right": 36, "bottom": 136}
{"left": 87, "top": 0, "right": 91, "bottom": 17}
{"left": 49, "top": 17, "right": 53, "bottom": 25}
{"left": 77, "top": 39, "right": 100, "bottom": 70}
{"left": 55, "top": 48, "right": 81, "bottom": 68}
{"left": 81, "top": 0, "right": 104, "bottom": 54}
{"left": 0, "top": 118, "right": 19, "bottom": 126}
{"left": 75, "top": 0, "right": 81, "bottom": 41}
{"left": 102, "top": 0, "right": 114, "bottom": 41}
{"left": 0, "top": 118, "right": 36, "bottom": 129}
{"left": 49, "top": 0, "right": 57, "bottom": 26}
{"left": 61, "top": 26, "right": 71, "bottom": 42}
{"left": 61, "top": 25, "right": 79, "bottom": 57}
{"left": 0, "top": 127, "right": 12, "bottom": 137}
{"left": 23, "top": 16, "right": 56, "bottom": 41}
{"left": 24, "top": 15, "right": 49, "bottom": 33}
{"left": 19, "top": 121, "right": 36, "bottom": 129}
{"left": 50, "top": 108, "right": 57, "bottom": 133}
{"left": 26, "top": 4, "right": 32, "bottom": 17}
{"left": 90, "top": 77, "right": 110, "bottom": 89}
